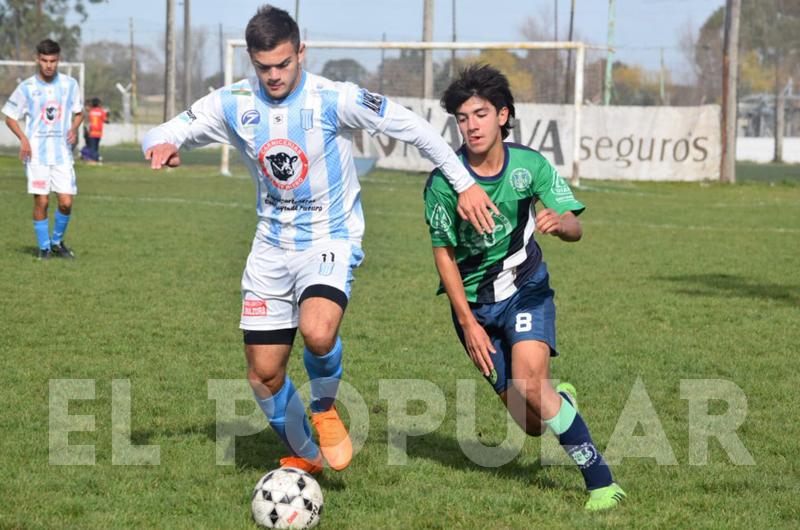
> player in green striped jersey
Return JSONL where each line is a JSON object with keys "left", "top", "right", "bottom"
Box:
{"left": 425, "top": 65, "right": 626, "bottom": 511}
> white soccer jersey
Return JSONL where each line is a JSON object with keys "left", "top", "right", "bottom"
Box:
{"left": 2, "top": 73, "right": 82, "bottom": 166}
{"left": 142, "top": 71, "right": 474, "bottom": 250}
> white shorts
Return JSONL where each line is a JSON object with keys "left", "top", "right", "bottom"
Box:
{"left": 240, "top": 238, "right": 365, "bottom": 331}
{"left": 26, "top": 162, "right": 77, "bottom": 195}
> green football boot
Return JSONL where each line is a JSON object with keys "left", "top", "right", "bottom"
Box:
{"left": 585, "top": 482, "right": 626, "bottom": 511}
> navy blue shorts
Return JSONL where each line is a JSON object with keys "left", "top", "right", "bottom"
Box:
{"left": 451, "top": 262, "right": 558, "bottom": 394}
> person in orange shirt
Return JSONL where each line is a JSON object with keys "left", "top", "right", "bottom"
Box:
{"left": 85, "top": 98, "right": 107, "bottom": 163}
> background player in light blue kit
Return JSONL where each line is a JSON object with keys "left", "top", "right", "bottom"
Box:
{"left": 3, "top": 39, "right": 83, "bottom": 260}
{"left": 143, "top": 4, "right": 498, "bottom": 475}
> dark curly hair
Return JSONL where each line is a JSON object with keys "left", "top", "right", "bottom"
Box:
{"left": 440, "top": 64, "right": 515, "bottom": 139}
{"left": 246, "top": 4, "right": 300, "bottom": 53}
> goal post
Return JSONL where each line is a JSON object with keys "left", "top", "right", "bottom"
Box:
{"left": 221, "top": 40, "right": 589, "bottom": 184}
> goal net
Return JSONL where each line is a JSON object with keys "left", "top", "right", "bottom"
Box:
{"left": 222, "top": 40, "right": 607, "bottom": 183}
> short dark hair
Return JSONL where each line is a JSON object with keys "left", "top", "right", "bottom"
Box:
{"left": 36, "top": 39, "right": 60, "bottom": 56}
{"left": 441, "top": 64, "right": 516, "bottom": 139}
{"left": 91, "top": 98, "right": 101, "bottom": 107}
{"left": 245, "top": 4, "right": 300, "bottom": 53}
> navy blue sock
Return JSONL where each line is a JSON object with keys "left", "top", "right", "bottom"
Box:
{"left": 544, "top": 396, "right": 613, "bottom": 490}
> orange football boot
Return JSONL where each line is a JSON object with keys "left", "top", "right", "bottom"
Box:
{"left": 311, "top": 406, "right": 352, "bottom": 471}
{"left": 279, "top": 454, "right": 323, "bottom": 475}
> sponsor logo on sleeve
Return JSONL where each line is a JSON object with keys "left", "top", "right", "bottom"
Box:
{"left": 178, "top": 107, "right": 197, "bottom": 123}
{"left": 356, "top": 89, "right": 387, "bottom": 117}
{"left": 430, "top": 203, "right": 452, "bottom": 232}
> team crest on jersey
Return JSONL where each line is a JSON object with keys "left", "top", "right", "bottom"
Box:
{"left": 510, "top": 168, "right": 532, "bottom": 192}
{"left": 459, "top": 212, "right": 513, "bottom": 255}
{"left": 40, "top": 101, "right": 62, "bottom": 126}
{"left": 241, "top": 109, "right": 261, "bottom": 127}
{"left": 301, "top": 109, "right": 314, "bottom": 130}
{"left": 258, "top": 138, "right": 309, "bottom": 190}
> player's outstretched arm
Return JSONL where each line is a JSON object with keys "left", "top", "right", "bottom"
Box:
{"left": 145, "top": 143, "right": 181, "bottom": 169}
{"left": 338, "top": 87, "right": 498, "bottom": 234}
{"left": 433, "top": 246, "right": 496, "bottom": 376}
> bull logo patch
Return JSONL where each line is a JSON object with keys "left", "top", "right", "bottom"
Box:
{"left": 40, "top": 101, "right": 62, "bottom": 126}
{"left": 258, "top": 138, "right": 309, "bottom": 190}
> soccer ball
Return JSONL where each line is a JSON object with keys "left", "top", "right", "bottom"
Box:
{"left": 251, "top": 468, "right": 324, "bottom": 529}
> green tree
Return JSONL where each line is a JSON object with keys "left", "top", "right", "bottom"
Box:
{"left": 0, "top": 0, "right": 105, "bottom": 60}
{"left": 321, "top": 58, "right": 368, "bottom": 85}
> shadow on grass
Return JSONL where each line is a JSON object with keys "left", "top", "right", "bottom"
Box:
{"left": 387, "top": 428, "right": 565, "bottom": 492}
{"left": 131, "top": 420, "right": 346, "bottom": 491}
{"left": 18, "top": 245, "right": 40, "bottom": 257}
{"left": 655, "top": 273, "right": 800, "bottom": 307}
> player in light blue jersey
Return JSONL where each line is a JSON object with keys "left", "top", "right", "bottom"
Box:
{"left": 3, "top": 39, "right": 83, "bottom": 260}
{"left": 143, "top": 5, "right": 499, "bottom": 475}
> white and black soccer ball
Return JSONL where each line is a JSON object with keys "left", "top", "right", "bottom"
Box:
{"left": 252, "top": 468, "right": 324, "bottom": 529}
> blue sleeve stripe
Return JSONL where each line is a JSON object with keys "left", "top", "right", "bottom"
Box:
{"left": 289, "top": 94, "right": 313, "bottom": 250}
{"left": 320, "top": 90, "right": 348, "bottom": 241}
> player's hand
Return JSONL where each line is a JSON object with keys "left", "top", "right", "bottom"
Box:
{"left": 67, "top": 128, "right": 78, "bottom": 146}
{"left": 462, "top": 319, "right": 496, "bottom": 377}
{"left": 19, "top": 139, "right": 31, "bottom": 162}
{"left": 457, "top": 184, "right": 499, "bottom": 235}
{"left": 535, "top": 208, "right": 562, "bottom": 236}
{"left": 145, "top": 143, "right": 181, "bottom": 169}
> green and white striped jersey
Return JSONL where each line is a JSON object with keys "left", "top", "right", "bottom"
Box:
{"left": 424, "top": 142, "right": 585, "bottom": 304}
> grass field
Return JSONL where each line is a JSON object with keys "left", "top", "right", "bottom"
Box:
{"left": 1, "top": 153, "right": 799, "bottom": 529}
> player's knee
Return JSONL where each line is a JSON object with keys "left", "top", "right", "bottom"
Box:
{"left": 58, "top": 202, "right": 72, "bottom": 214}
{"left": 301, "top": 329, "right": 337, "bottom": 355}
{"left": 247, "top": 366, "right": 285, "bottom": 397}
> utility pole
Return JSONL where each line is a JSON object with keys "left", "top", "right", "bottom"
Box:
{"left": 379, "top": 32, "right": 387, "bottom": 94}
{"left": 720, "top": 0, "right": 740, "bottom": 183}
{"left": 659, "top": 47, "right": 666, "bottom": 104}
{"left": 295, "top": 0, "right": 300, "bottom": 25}
{"left": 164, "top": 0, "right": 177, "bottom": 120}
{"left": 422, "top": 0, "right": 434, "bottom": 99}
{"left": 183, "top": 0, "right": 191, "bottom": 108}
{"left": 450, "top": 0, "right": 456, "bottom": 80}
{"left": 130, "top": 18, "right": 137, "bottom": 116}
{"left": 563, "top": 0, "right": 576, "bottom": 104}
{"left": 218, "top": 23, "right": 224, "bottom": 88}
{"left": 774, "top": 53, "right": 785, "bottom": 163}
{"left": 604, "top": 0, "right": 616, "bottom": 105}
{"left": 553, "top": 0, "right": 559, "bottom": 98}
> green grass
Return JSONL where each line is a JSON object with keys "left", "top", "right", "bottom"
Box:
{"left": 1, "top": 156, "right": 799, "bottom": 529}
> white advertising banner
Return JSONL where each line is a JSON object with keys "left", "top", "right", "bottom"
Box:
{"left": 355, "top": 99, "right": 721, "bottom": 182}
